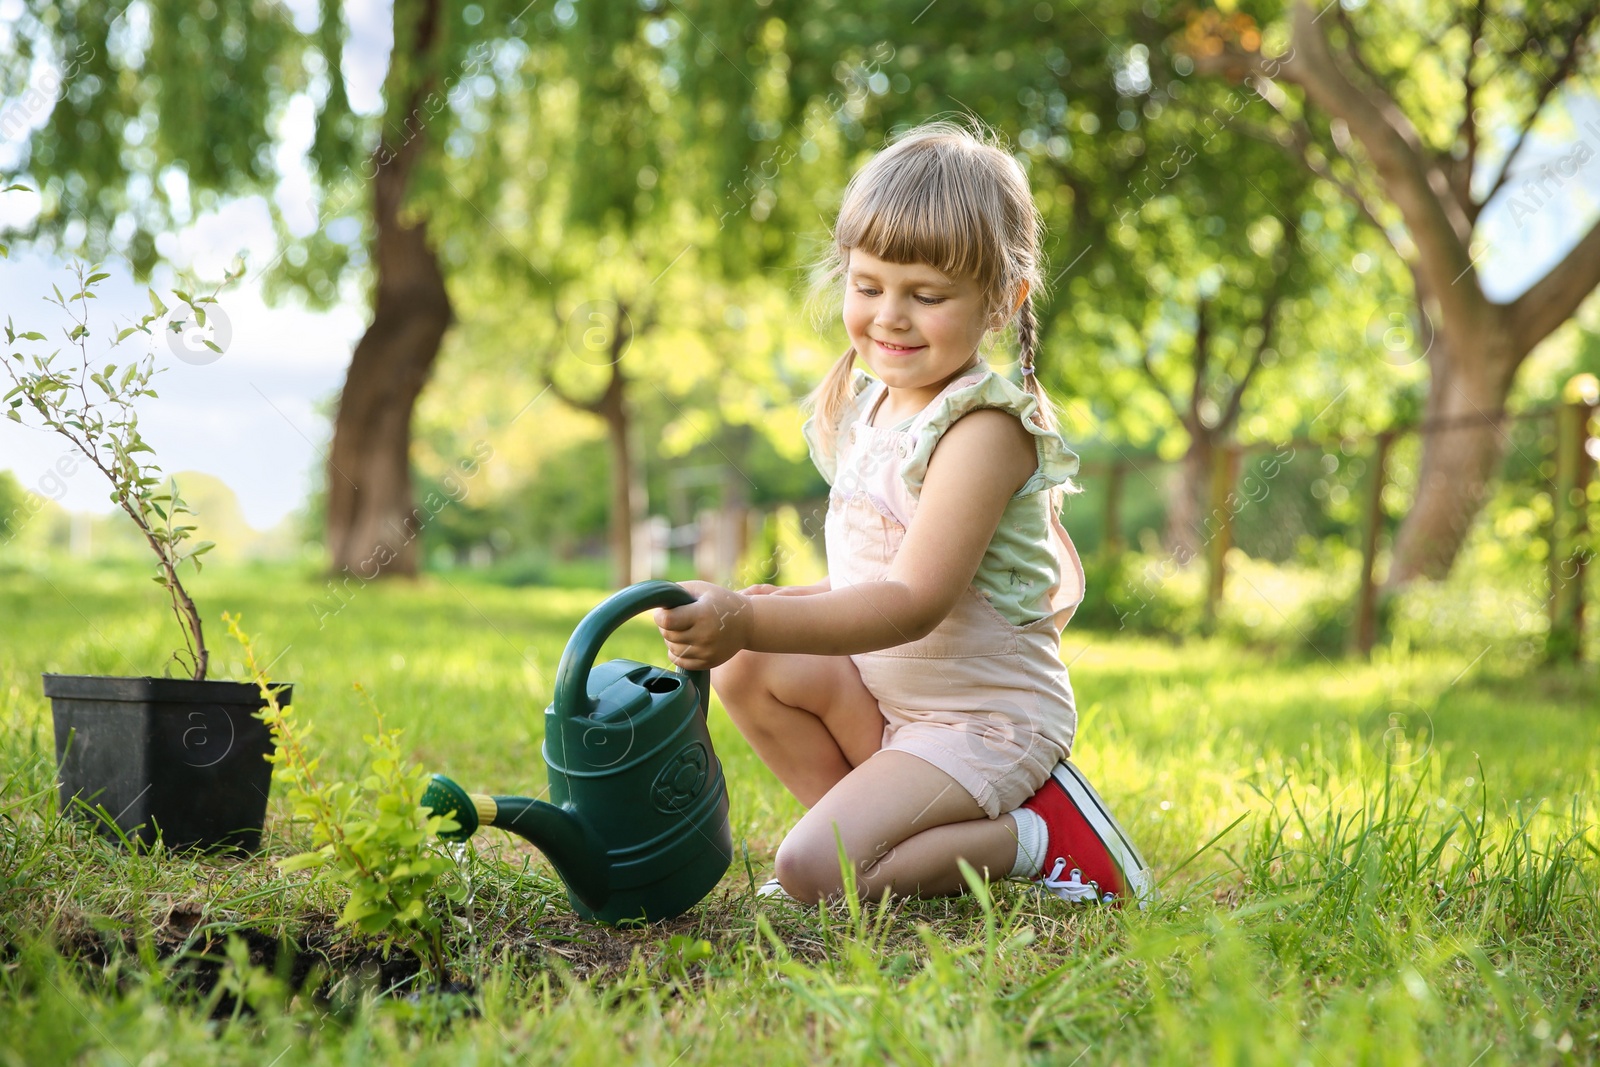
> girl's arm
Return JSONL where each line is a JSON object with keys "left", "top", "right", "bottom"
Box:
{"left": 741, "top": 578, "right": 831, "bottom": 596}
{"left": 656, "top": 409, "right": 1036, "bottom": 668}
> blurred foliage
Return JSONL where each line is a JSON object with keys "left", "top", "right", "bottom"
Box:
{"left": 3, "top": 0, "right": 1597, "bottom": 619}
{"left": 410, "top": 0, "right": 1390, "bottom": 567}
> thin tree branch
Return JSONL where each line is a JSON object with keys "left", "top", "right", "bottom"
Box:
{"left": 1219, "top": 213, "right": 1299, "bottom": 432}
{"left": 1479, "top": 8, "right": 1600, "bottom": 209}
{"left": 1453, "top": 0, "right": 1486, "bottom": 221}
{"left": 1189, "top": 296, "right": 1211, "bottom": 430}
{"left": 1136, "top": 339, "right": 1186, "bottom": 426}
{"left": 1229, "top": 106, "right": 1391, "bottom": 236}
{"left": 1334, "top": 6, "right": 1409, "bottom": 138}
{"left": 538, "top": 303, "right": 601, "bottom": 415}
{"left": 1219, "top": 339, "right": 1266, "bottom": 435}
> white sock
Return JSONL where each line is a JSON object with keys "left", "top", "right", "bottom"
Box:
{"left": 1008, "top": 807, "right": 1047, "bottom": 879}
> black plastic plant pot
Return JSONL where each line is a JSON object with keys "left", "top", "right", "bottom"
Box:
{"left": 43, "top": 674, "right": 290, "bottom": 856}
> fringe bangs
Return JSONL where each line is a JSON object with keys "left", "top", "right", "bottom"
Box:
{"left": 835, "top": 146, "right": 1005, "bottom": 299}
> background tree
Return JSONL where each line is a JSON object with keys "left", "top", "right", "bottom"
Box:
{"left": 1192, "top": 0, "right": 1600, "bottom": 586}
{"left": 411, "top": 25, "right": 833, "bottom": 586}
{"left": 1, "top": 0, "right": 652, "bottom": 578}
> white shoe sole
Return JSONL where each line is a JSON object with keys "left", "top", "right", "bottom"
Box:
{"left": 756, "top": 877, "right": 801, "bottom": 903}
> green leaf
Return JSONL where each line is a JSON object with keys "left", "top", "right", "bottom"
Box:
{"left": 278, "top": 851, "right": 332, "bottom": 873}
{"left": 85, "top": 272, "right": 110, "bottom": 285}
{"left": 148, "top": 290, "right": 168, "bottom": 318}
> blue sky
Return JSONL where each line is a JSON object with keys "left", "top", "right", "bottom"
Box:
{"left": 2, "top": 5, "right": 1597, "bottom": 528}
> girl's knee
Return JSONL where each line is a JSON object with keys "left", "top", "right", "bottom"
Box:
{"left": 775, "top": 821, "right": 888, "bottom": 904}
{"left": 710, "top": 649, "right": 767, "bottom": 702}
{"left": 774, "top": 831, "right": 843, "bottom": 904}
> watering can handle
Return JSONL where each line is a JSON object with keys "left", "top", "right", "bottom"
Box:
{"left": 552, "top": 580, "right": 712, "bottom": 721}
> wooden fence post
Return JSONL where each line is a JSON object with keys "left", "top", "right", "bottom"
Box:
{"left": 1547, "top": 373, "right": 1598, "bottom": 663}
{"left": 1353, "top": 430, "right": 1395, "bottom": 656}
{"left": 1204, "top": 443, "right": 1240, "bottom": 623}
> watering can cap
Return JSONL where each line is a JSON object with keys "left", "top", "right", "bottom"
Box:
{"left": 587, "top": 662, "right": 683, "bottom": 722}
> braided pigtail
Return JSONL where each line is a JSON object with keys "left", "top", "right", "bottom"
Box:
{"left": 1011, "top": 289, "right": 1080, "bottom": 501}
{"left": 1015, "top": 291, "right": 1056, "bottom": 432}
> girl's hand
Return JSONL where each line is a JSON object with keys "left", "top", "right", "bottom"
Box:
{"left": 653, "top": 581, "right": 752, "bottom": 670}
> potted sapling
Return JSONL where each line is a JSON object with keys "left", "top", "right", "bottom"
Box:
{"left": 3, "top": 262, "right": 289, "bottom": 854}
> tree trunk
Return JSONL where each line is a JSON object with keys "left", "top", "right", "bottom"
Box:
{"left": 1166, "top": 432, "right": 1211, "bottom": 566}
{"left": 325, "top": 153, "right": 452, "bottom": 578}
{"left": 324, "top": 0, "right": 452, "bottom": 579}
{"left": 1384, "top": 327, "right": 1518, "bottom": 586}
{"left": 598, "top": 364, "right": 644, "bottom": 589}
{"left": 540, "top": 298, "right": 646, "bottom": 588}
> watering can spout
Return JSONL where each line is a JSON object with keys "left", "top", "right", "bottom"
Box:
{"left": 422, "top": 774, "right": 609, "bottom": 911}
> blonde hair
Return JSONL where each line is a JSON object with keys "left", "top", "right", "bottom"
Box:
{"left": 806, "top": 119, "right": 1057, "bottom": 460}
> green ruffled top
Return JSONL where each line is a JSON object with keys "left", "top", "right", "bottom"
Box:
{"left": 803, "top": 365, "right": 1082, "bottom": 627}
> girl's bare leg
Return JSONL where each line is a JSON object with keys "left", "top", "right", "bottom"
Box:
{"left": 774, "top": 749, "right": 1024, "bottom": 903}
{"left": 711, "top": 649, "right": 887, "bottom": 808}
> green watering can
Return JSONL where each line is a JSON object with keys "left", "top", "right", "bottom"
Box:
{"left": 421, "top": 581, "right": 732, "bottom": 924}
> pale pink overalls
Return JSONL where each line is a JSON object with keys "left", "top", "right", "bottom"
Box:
{"left": 820, "top": 369, "right": 1086, "bottom": 818}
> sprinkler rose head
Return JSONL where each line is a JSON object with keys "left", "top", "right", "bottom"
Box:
{"left": 422, "top": 774, "right": 479, "bottom": 841}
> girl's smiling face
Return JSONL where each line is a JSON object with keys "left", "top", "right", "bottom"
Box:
{"left": 842, "top": 248, "right": 991, "bottom": 414}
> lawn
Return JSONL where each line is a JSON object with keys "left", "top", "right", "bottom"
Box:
{"left": 1, "top": 560, "right": 1597, "bottom": 1065}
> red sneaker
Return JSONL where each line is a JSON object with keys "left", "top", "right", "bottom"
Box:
{"left": 1020, "top": 760, "right": 1153, "bottom": 908}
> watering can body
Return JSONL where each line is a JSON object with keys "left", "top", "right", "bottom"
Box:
{"left": 425, "top": 581, "right": 732, "bottom": 924}
{"left": 543, "top": 652, "right": 731, "bottom": 923}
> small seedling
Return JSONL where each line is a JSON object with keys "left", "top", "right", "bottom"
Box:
{"left": 228, "top": 613, "right": 465, "bottom": 985}
{"left": 3, "top": 262, "right": 240, "bottom": 679}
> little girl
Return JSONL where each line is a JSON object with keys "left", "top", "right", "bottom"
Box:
{"left": 655, "top": 121, "right": 1150, "bottom": 907}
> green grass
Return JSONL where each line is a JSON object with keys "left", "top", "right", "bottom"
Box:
{"left": 1, "top": 559, "right": 1597, "bottom": 1065}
